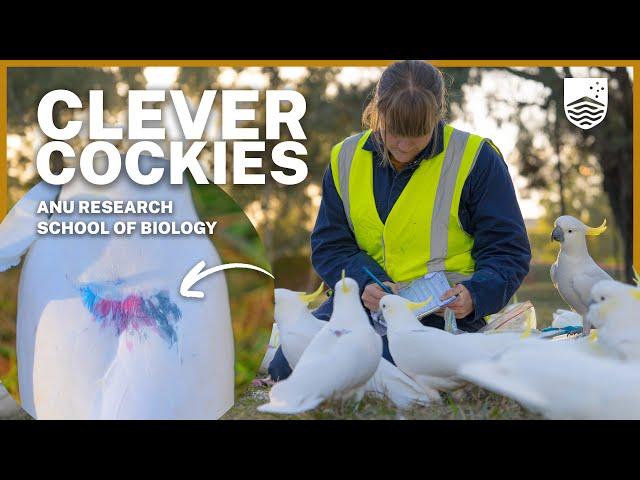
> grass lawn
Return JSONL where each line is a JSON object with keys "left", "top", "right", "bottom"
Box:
{"left": 0, "top": 409, "right": 31, "bottom": 420}
{"left": 223, "top": 263, "right": 567, "bottom": 420}
{"left": 223, "top": 383, "right": 542, "bottom": 420}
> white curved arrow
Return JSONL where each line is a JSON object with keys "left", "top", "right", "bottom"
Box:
{"left": 180, "top": 260, "right": 274, "bottom": 298}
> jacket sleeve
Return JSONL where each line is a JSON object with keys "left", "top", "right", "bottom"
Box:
{"left": 311, "top": 163, "right": 392, "bottom": 293}
{"left": 459, "top": 142, "right": 532, "bottom": 321}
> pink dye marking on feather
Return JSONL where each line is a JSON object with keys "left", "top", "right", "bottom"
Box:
{"left": 95, "top": 299, "right": 113, "bottom": 318}
{"left": 122, "top": 295, "right": 142, "bottom": 316}
{"left": 79, "top": 284, "right": 182, "bottom": 346}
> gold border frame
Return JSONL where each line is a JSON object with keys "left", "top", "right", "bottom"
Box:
{"left": 1, "top": 60, "right": 637, "bottom": 266}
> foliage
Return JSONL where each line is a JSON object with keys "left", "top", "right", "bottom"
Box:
{"left": 7, "top": 67, "right": 146, "bottom": 133}
{"left": 479, "top": 67, "right": 633, "bottom": 280}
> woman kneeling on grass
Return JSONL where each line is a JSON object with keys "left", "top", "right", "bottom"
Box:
{"left": 269, "top": 60, "right": 531, "bottom": 380}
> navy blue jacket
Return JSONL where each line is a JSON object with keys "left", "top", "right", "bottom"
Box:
{"left": 309, "top": 121, "right": 531, "bottom": 328}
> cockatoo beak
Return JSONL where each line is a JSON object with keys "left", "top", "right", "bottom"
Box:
{"left": 298, "top": 282, "right": 325, "bottom": 304}
{"left": 585, "top": 219, "right": 607, "bottom": 236}
{"left": 408, "top": 296, "right": 433, "bottom": 311}
{"left": 551, "top": 226, "right": 564, "bottom": 242}
{"left": 341, "top": 269, "right": 349, "bottom": 293}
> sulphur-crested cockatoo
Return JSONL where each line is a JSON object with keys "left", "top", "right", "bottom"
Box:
{"left": 585, "top": 279, "right": 640, "bottom": 361}
{"left": 550, "top": 216, "right": 612, "bottom": 333}
{"left": 274, "top": 284, "right": 439, "bottom": 408}
{"left": 0, "top": 156, "right": 235, "bottom": 420}
{"left": 274, "top": 283, "right": 326, "bottom": 368}
{"left": 382, "top": 294, "right": 539, "bottom": 392}
{"left": 258, "top": 274, "right": 382, "bottom": 414}
{"left": 459, "top": 342, "right": 640, "bottom": 419}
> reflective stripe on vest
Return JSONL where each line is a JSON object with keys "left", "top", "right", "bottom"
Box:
{"left": 330, "top": 125, "right": 488, "bottom": 285}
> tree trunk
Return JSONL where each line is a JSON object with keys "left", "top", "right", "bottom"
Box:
{"left": 590, "top": 68, "right": 634, "bottom": 282}
{"left": 552, "top": 101, "right": 567, "bottom": 215}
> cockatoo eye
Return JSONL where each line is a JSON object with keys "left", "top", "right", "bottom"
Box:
{"left": 600, "top": 296, "right": 605, "bottom": 301}
{"left": 568, "top": 229, "right": 573, "bottom": 233}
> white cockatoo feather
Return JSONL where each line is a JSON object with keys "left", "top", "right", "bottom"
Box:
{"left": 459, "top": 342, "right": 640, "bottom": 419}
{"left": 0, "top": 181, "right": 60, "bottom": 271}
{"left": 365, "top": 358, "right": 441, "bottom": 407}
{"left": 11, "top": 157, "right": 234, "bottom": 419}
{"left": 273, "top": 287, "right": 326, "bottom": 368}
{"left": 586, "top": 279, "right": 640, "bottom": 360}
{"left": 550, "top": 262, "right": 558, "bottom": 289}
{"left": 259, "top": 277, "right": 382, "bottom": 414}
{"left": 382, "top": 294, "right": 540, "bottom": 392}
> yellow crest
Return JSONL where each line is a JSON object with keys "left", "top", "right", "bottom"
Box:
{"left": 585, "top": 219, "right": 607, "bottom": 236}
{"left": 298, "top": 282, "right": 325, "bottom": 304}
{"left": 408, "top": 296, "right": 433, "bottom": 311}
{"left": 341, "top": 269, "right": 349, "bottom": 293}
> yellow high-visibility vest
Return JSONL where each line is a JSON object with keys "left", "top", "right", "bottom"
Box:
{"left": 330, "top": 124, "right": 494, "bottom": 285}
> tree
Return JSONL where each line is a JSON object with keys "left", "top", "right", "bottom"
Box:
{"left": 482, "top": 67, "right": 633, "bottom": 281}
{"left": 7, "top": 67, "right": 146, "bottom": 181}
{"left": 175, "top": 66, "right": 474, "bottom": 274}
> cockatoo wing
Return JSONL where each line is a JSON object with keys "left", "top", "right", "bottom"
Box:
{"left": 459, "top": 340, "right": 640, "bottom": 419}
{"left": 550, "top": 262, "right": 558, "bottom": 288}
{"left": 281, "top": 329, "right": 319, "bottom": 367}
{"left": 390, "top": 328, "right": 504, "bottom": 380}
{"left": 571, "top": 269, "right": 612, "bottom": 313}
{"left": 459, "top": 360, "right": 549, "bottom": 412}
{"left": 281, "top": 316, "right": 325, "bottom": 366}
{"left": 0, "top": 182, "right": 60, "bottom": 271}
{"left": 293, "top": 323, "right": 339, "bottom": 368}
{"left": 365, "top": 358, "right": 441, "bottom": 407}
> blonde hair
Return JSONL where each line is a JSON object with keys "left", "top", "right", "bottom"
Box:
{"left": 363, "top": 60, "right": 446, "bottom": 165}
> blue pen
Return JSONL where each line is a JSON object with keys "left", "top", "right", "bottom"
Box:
{"left": 362, "top": 266, "right": 394, "bottom": 294}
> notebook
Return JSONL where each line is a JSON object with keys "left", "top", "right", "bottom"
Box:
{"left": 396, "top": 271, "right": 458, "bottom": 319}
{"left": 371, "top": 271, "right": 457, "bottom": 332}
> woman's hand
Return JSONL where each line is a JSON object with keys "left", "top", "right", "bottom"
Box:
{"left": 438, "top": 283, "right": 474, "bottom": 319}
{"left": 362, "top": 282, "right": 398, "bottom": 312}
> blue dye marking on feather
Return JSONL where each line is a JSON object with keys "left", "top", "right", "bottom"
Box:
{"left": 78, "top": 282, "right": 183, "bottom": 348}
{"left": 79, "top": 285, "right": 98, "bottom": 313}
{"left": 141, "top": 291, "right": 182, "bottom": 346}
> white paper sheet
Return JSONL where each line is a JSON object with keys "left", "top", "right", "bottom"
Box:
{"left": 371, "top": 271, "right": 457, "bottom": 333}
